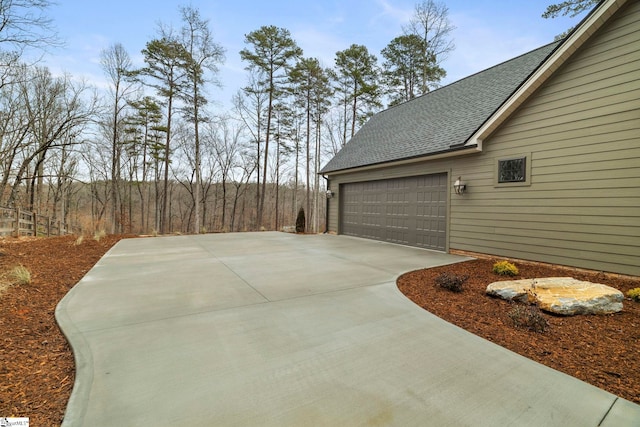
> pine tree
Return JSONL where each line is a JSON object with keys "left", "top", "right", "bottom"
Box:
{"left": 240, "top": 25, "right": 302, "bottom": 229}
{"left": 141, "top": 37, "right": 193, "bottom": 234}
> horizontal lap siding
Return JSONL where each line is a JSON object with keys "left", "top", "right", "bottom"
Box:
{"left": 326, "top": 2, "right": 639, "bottom": 276}
{"left": 452, "top": 1, "right": 640, "bottom": 276}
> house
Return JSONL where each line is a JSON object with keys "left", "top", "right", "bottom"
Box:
{"left": 320, "top": 0, "right": 639, "bottom": 277}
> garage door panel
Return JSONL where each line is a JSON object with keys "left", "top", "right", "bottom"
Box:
{"left": 341, "top": 183, "right": 363, "bottom": 237}
{"left": 340, "top": 173, "right": 447, "bottom": 251}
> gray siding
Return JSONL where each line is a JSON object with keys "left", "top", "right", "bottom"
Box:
{"left": 327, "top": 1, "right": 640, "bottom": 276}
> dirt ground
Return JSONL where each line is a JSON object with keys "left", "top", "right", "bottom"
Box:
{"left": 398, "top": 257, "right": 640, "bottom": 405}
{"left": 0, "top": 235, "right": 638, "bottom": 426}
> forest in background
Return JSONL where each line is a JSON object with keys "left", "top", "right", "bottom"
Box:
{"left": 0, "top": 0, "right": 586, "bottom": 235}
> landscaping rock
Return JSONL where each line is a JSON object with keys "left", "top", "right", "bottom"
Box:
{"left": 486, "top": 279, "right": 539, "bottom": 303}
{"left": 486, "top": 277, "right": 623, "bottom": 315}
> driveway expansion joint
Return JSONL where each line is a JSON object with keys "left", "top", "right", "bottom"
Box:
{"left": 57, "top": 232, "right": 640, "bottom": 427}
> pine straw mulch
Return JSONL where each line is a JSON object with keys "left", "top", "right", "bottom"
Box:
{"left": 1, "top": 236, "right": 639, "bottom": 426}
{"left": 397, "top": 257, "right": 640, "bottom": 404}
{"left": 0, "top": 234, "right": 129, "bottom": 427}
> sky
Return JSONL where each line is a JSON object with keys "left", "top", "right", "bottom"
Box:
{"left": 36, "top": 0, "right": 590, "bottom": 110}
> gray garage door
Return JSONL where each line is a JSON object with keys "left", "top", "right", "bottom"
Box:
{"left": 340, "top": 173, "right": 447, "bottom": 251}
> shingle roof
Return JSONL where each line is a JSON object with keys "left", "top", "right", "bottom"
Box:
{"left": 320, "top": 41, "right": 561, "bottom": 174}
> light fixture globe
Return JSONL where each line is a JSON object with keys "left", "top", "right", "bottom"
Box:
{"left": 453, "top": 177, "right": 466, "bottom": 195}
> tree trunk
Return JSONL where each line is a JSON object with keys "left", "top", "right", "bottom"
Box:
{"left": 258, "top": 82, "right": 273, "bottom": 229}
{"left": 314, "top": 120, "right": 321, "bottom": 233}
{"left": 275, "top": 138, "right": 280, "bottom": 231}
{"left": 351, "top": 81, "right": 358, "bottom": 138}
{"left": 111, "top": 99, "right": 120, "bottom": 234}
{"left": 305, "top": 96, "right": 311, "bottom": 232}
{"left": 221, "top": 178, "right": 227, "bottom": 231}
{"left": 161, "top": 94, "right": 172, "bottom": 234}
{"left": 194, "top": 84, "right": 201, "bottom": 235}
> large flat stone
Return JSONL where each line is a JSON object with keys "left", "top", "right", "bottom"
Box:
{"left": 486, "top": 278, "right": 544, "bottom": 303}
{"left": 487, "top": 277, "right": 623, "bottom": 315}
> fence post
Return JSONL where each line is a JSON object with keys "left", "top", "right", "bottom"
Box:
{"left": 14, "top": 208, "right": 20, "bottom": 237}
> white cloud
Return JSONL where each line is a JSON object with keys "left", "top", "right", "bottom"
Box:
{"left": 372, "top": 0, "right": 413, "bottom": 28}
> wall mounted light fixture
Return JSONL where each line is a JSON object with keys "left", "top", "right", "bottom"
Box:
{"left": 453, "top": 177, "right": 466, "bottom": 195}
{"left": 326, "top": 190, "right": 334, "bottom": 199}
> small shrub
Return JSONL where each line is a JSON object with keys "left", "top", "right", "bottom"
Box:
{"left": 435, "top": 272, "right": 469, "bottom": 293}
{"left": 74, "top": 235, "right": 84, "bottom": 246}
{"left": 627, "top": 288, "right": 640, "bottom": 302}
{"left": 11, "top": 265, "right": 31, "bottom": 286}
{"left": 508, "top": 304, "right": 548, "bottom": 333}
{"left": 493, "top": 260, "right": 519, "bottom": 276}
{"left": 93, "top": 229, "right": 106, "bottom": 242}
{"left": 295, "top": 207, "right": 306, "bottom": 233}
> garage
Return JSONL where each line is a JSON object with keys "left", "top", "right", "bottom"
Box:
{"left": 339, "top": 173, "right": 447, "bottom": 251}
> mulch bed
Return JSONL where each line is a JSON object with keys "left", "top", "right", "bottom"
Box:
{"left": 0, "top": 235, "right": 127, "bottom": 427}
{"left": 397, "top": 258, "right": 640, "bottom": 404}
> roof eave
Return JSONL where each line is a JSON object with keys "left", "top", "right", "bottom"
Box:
{"left": 465, "top": 0, "right": 626, "bottom": 147}
{"left": 321, "top": 144, "right": 482, "bottom": 176}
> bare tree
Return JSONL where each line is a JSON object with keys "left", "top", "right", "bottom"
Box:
{"left": 0, "top": 0, "right": 58, "bottom": 49}
{"left": 207, "top": 116, "right": 246, "bottom": 231}
{"left": 8, "top": 67, "right": 97, "bottom": 209}
{"left": 0, "top": 65, "right": 30, "bottom": 201}
{"left": 45, "top": 138, "right": 78, "bottom": 224}
{"left": 230, "top": 149, "right": 256, "bottom": 231}
{"left": 172, "top": 121, "right": 198, "bottom": 232}
{"left": 404, "top": 0, "right": 455, "bottom": 93}
{"left": 322, "top": 110, "right": 349, "bottom": 158}
{"left": 233, "top": 76, "right": 267, "bottom": 229}
{"left": 0, "top": 0, "right": 59, "bottom": 88}
{"left": 81, "top": 140, "right": 112, "bottom": 231}
{"left": 178, "top": 5, "right": 225, "bottom": 234}
{"left": 100, "top": 43, "right": 137, "bottom": 234}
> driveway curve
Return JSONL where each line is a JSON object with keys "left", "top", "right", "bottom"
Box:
{"left": 56, "top": 232, "right": 640, "bottom": 426}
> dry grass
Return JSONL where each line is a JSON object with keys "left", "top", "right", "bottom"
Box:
{"left": 93, "top": 229, "right": 106, "bottom": 242}
{"left": 10, "top": 264, "right": 31, "bottom": 285}
{"left": 0, "top": 280, "right": 10, "bottom": 297}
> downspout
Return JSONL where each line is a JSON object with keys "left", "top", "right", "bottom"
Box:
{"left": 322, "top": 174, "right": 329, "bottom": 234}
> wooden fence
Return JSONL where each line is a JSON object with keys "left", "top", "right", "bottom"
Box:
{"left": 0, "top": 207, "right": 76, "bottom": 237}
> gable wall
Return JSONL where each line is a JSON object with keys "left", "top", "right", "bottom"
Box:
{"left": 453, "top": 0, "right": 640, "bottom": 276}
{"left": 327, "top": 1, "right": 639, "bottom": 276}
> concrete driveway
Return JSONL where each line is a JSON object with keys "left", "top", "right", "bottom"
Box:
{"left": 56, "top": 232, "right": 640, "bottom": 426}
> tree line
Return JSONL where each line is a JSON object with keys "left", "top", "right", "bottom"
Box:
{"left": 0, "top": 0, "right": 459, "bottom": 235}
